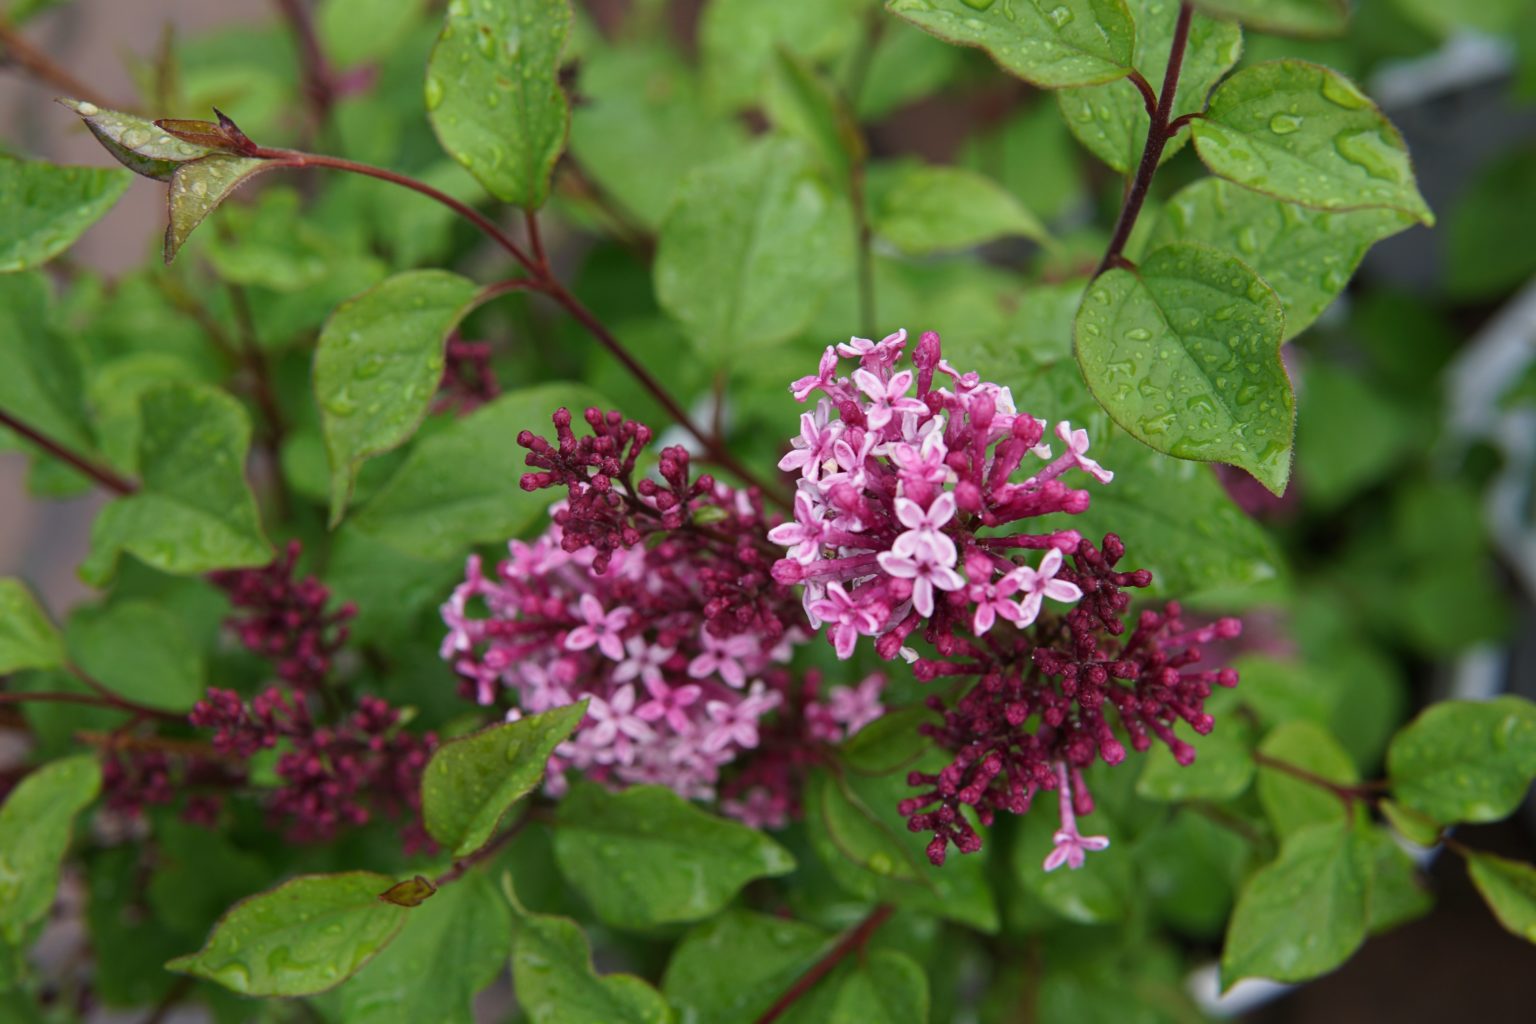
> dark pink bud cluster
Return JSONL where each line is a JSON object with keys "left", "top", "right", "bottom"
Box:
{"left": 433, "top": 336, "right": 501, "bottom": 416}
{"left": 209, "top": 541, "right": 355, "bottom": 692}
{"left": 189, "top": 687, "right": 435, "bottom": 847}
{"left": 98, "top": 744, "right": 237, "bottom": 824}
{"left": 443, "top": 408, "right": 818, "bottom": 805}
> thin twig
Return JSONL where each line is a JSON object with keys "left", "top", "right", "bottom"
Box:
{"left": 435, "top": 805, "right": 535, "bottom": 887}
{"left": 272, "top": 0, "right": 336, "bottom": 130}
{"left": 755, "top": 904, "right": 894, "bottom": 1023}
{"left": 1252, "top": 751, "right": 1384, "bottom": 809}
{"left": 1093, "top": 2, "right": 1195, "bottom": 277}
{"left": 0, "top": 410, "right": 137, "bottom": 495}
{"left": 0, "top": 21, "right": 119, "bottom": 110}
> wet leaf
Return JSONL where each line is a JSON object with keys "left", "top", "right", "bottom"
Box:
{"left": 165, "top": 155, "right": 278, "bottom": 262}
{"left": 1188, "top": 0, "right": 1347, "bottom": 36}
{"left": 871, "top": 162, "right": 1049, "bottom": 254}
{"left": 0, "top": 578, "right": 65, "bottom": 675}
{"left": 59, "top": 98, "right": 217, "bottom": 181}
{"left": 0, "top": 757, "right": 101, "bottom": 946}
{"left": 1386, "top": 697, "right": 1536, "bottom": 826}
{"left": 65, "top": 600, "right": 205, "bottom": 712}
{"left": 0, "top": 157, "right": 130, "bottom": 271}
{"left": 1466, "top": 851, "right": 1536, "bottom": 946}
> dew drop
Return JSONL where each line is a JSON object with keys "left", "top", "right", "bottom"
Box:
{"left": 1268, "top": 113, "right": 1302, "bottom": 135}
{"left": 1047, "top": 5, "right": 1074, "bottom": 27}
{"left": 425, "top": 76, "right": 445, "bottom": 111}
{"left": 959, "top": 0, "right": 996, "bottom": 9}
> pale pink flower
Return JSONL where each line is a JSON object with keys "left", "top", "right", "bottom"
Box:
{"left": 891, "top": 493, "right": 958, "bottom": 563}
{"left": 806, "top": 582, "right": 884, "bottom": 659}
{"left": 826, "top": 673, "right": 885, "bottom": 737}
{"left": 790, "top": 345, "right": 840, "bottom": 401}
{"left": 612, "top": 636, "right": 674, "bottom": 687}
{"left": 635, "top": 677, "right": 703, "bottom": 733}
{"left": 686, "top": 629, "right": 759, "bottom": 688}
{"left": 777, "top": 404, "right": 842, "bottom": 481}
{"left": 854, "top": 368, "right": 925, "bottom": 430}
{"left": 564, "top": 593, "right": 631, "bottom": 661}
{"left": 877, "top": 547, "right": 964, "bottom": 617}
{"left": 1055, "top": 421, "right": 1114, "bottom": 483}
{"left": 1012, "top": 548, "right": 1083, "bottom": 625}
{"left": 766, "top": 491, "right": 828, "bottom": 565}
{"left": 1043, "top": 762, "right": 1110, "bottom": 872}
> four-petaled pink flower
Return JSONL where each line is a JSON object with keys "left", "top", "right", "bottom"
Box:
{"left": 966, "top": 554, "right": 1029, "bottom": 635}
{"left": 877, "top": 547, "right": 965, "bottom": 617}
{"left": 635, "top": 677, "right": 702, "bottom": 733}
{"left": 766, "top": 491, "right": 828, "bottom": 565}
{"left": 891, "top": 493, "right": 958, "bottom": 563}
{"left": 1012, "top": 548, "right": 1083, "bottom": 626}
{"left": 777, "top": 405, "right": 842, "bottom": 481}
{"left": 582, "top": 684, "right": 654, "bottom": 756}
{"left": 806, "top": 582, "right": 884, "bottom": 659}
{"left": 613, "top": 637, "right": 674, "bottom": 687}
{"left": 837, "top": 328, "right": 907, "bottom": 365}
{"left": 564, "top": 594, "right": 632, "bottom": 661}
{"left": 853, "top": 368, "right": 926, "bottom": 430}
{"left": 1043, "top": 762, "right": 1110, "bottom": 872}
{"left": 826, "top": 673, "right": 885, "bottom": 737}
{"left": 687, "top": 629, "right": 760, "bottom": 688}
{"left": 702, "top": 683, "right": 780, "bottom": 752}
{"left": 1056, "top": 421, "right": 1114, "bottom": 484}
{"left": 790, "top": 345, "right": 839, "bottom": 401}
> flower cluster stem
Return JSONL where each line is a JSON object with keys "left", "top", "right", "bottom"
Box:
{"left": 755, "top": 904, "right": 894, "bottom": 1024}
{"left": 1093, "top": 2, "right": 1195, "bottom": 277}
{"left": 1252, "top": 751, "right": 1385, "bottom": 809}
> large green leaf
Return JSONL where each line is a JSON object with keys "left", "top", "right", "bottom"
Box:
{"left": 553, "top": 782, "right": 796, "bottom": 929}
{"left": 654, "top": 137, "right": 852, "bottom": 365}
{"left": 1465, "top": 851, "right": 1536, "bottom": 945}
{"left": 351, "top": 383, "right": 604, "bottom": 559}
{"left": 1386, "top": 697, "right": 1536, "bottom": 826}
{"left": 1256, "top": 719, "right": 1358, "bottom": 837}
{"left": 1058, "top": 0, "right": 1242, "bottom": 172}
{"left": 314, "top": 270, "right": 482, "bottom": 524}
{"left": 1221, "top": 820, "right": 1370, "bottom": 987}
{"left": 1445, "top": 146, "right": 1536, "bottom": 300}
{"left": 166, "top": 873, "right": 408, "bottom": 996}
{"left": 871, "top": 163, "right": 1048, "bottom": 254}
{"left": 0, "top": 273, "right": 96, "bottom": 458}
{"left": 503, "top": 878, "right": 672, "bottom": 1024}
{"left": 0, "top": 757, "right": 101, "bottom": 946}
{"left": 1361, "top": 826, "right": 1432, "bottom": 934}
{"left": 1188, "top": 0, "right": 1346, "bottom": 35}
{"left": 803, "top": 764, "right": 999, "bottom": 933}
{"left": 826, "top": 950, "right": 929, "bottom": 1024}
{"left": 0, "top": 158, "right": 129, "bottom": 272}
{"left": 65, "top": 601, "right": 204, "bottom": 713}
{"left": 337, "top": 873, "right": 511, "bottom": 1024}
{"left": 421, "top": 702, "right": 587, "bottom": 857}
{"left": 1191, "top": 61, "right": 1432, "bottom": 223}
{"left": 568, "top": 42, "right": 746, "bottom": 229}
{"left": 699, "top": 0, "right": 868, "bottom": 110}
{"left": 426, "top": 0, "right": 570, "bottom": 208}
{"left": 1136, "top": 718, "right": 1255, "bottom": 802}
{"left": 165, "top": 156, "right": 279, "bottom": 263}
{"left": 887, "top": 0, "right": 1137, "bottom": 89}
{"left": 81, "top": 382, "right": 271, "bottom": 585}
{"left": 662, "top": 910, "right": 831, "bottom": 1024}
{"left": 1075, "top": 242, "right": 1294, "bottom": 493}
{"left": 1150, "top": 177, "right": 1414, "bottom": 339}
{"left": 0, "top": 579, "right": 65, "bottom": 675}
{"left": 59, "top": 99, "right": 221, "bottom": 181}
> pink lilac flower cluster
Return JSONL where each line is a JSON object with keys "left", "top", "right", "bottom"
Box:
{"left": 772, "top": 331, "right": 1240, "bottom": 866}
{"left": 189, "top": 688, "right": 436, "bottom": 848}
{"left": 99, "top": 746, "right": 228, "bottom": 825}
{"left": 433, "top": 335, "right": 501, "bottom": 416}
{"left": 440, "top": 407, "right": 880, "bottom": 815}
{"left": 209, "top": 540, "right": 355, "bottom": 692}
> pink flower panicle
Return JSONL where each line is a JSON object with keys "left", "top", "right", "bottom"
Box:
{"left": 434, "top": 335, "right": 501, "bottom": 416}
{"left": 771, "top": 330, "right": 1241, "bottom": 865}
{"left": 444, "top": 408, "right": 813, "bottom": 806}
{"left": 209, "top": 540, "right": 355, "bottom": 692}
{"left": 189, "top": 687, "right": 436, "bottom": 848}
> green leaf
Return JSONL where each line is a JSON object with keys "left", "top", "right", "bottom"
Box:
{"left": 1361, "top": 826, "right": 1431, "bottom": 934}
{"left": 314, "top": 270, "right": 482, "bottom": 524}
{"left": 1295, "top": 359, "right": 1418, "bottom": 509}
{"left": 1058, "top": 1, "right": 1242, "bottom": 173}
{"left": 1011, "top": 358, "right": 1284, "bottom": 600}
{"left": 1221, "top": 820, "right": 1370, "bottom": 987}
{"left": 81, "top": 382, "right": 271, "bottom": 586}
{"left": 1386, "top": 697, "right": 1536, "bottom": 826}
{"left": 1465, "top": 851, "right": 1536, "bottom": 945}
{"left": 317, "top": 0, "right": 425, "bottom": 68}
{"left": 887, "top": 0, "right": 1137, "bottom": 89}
{"left": 338, "top": 873, "right": 511, "bottom": 1024}
{"left": 351, "top": 383, "right": 605, "bottom": 559}
{"left": 871, "top": 163, "right": 1049, "bottom": 254}
{"left": 503, "top": 878, "right": 672, "bottom": 1024}
{"left": 0, "top": 157, "right": 129, "bottom": 272}
{"left": 0, "top": 579, "right": 65, "bottom": 675}
{"left": 165, "top": 155, "right": 278, "bottom": 263}
{"left": 1135, "top": 810, "right": 1249, "bottom": 936}
{"left": 65, "top": 601, "right": 204, "bottom": 713}
{"left": 1191, "top": 60, "right": 1432, "bottom": 224}
{"left": 165, "top": 872, "right": 408, "bottom": 996}
{"left": 426, "top": 0, "right": 571, "bottom": 208}
{"left": 1136, "top": 719, "right": 1254, "bottom": 802}
{"left": 654, "top": 137, "right": 853, "bottom": 365}
{"left": 1445, "top": 145, "right": 1536, "bottom": 300}
{"left": 1379, "top": 799, "right": 1440, "bottom": 848}
{"left": 804, "top": 765, "right": 999, "bottom": 933}
{"left": 1189, "top": 0, "right": 1346, "bottom": 35}
{"left": 1012, "top": 802, "right": 1134, "bottom": 925}
{"left": 829, "top": 950, "right": 929, "bottom": 1024}
{"left": 568, "top": 42, "right": 746, "bottom": 229}
{"left": 663, "top": 910, "right": 831, "bottom": 1023}
{"left": 0, "top": 756, "right": 101, "bottom": 946}
{"left": 1074, "top": 241, "right": 1294, "bottom": 494}
{"left": 421, "top": 702, "right": 587, "bottom": 857}
{"left": 0, "top": 272, "right": 96, "bottom": 458}
{"left": 1150, "top": 177, "right": 1414, "bottom": 339}
{"left": 1256, "top": 719, "right": 1358, "bottom": 837}
{"left": 767, "top": 48, "right": 865, "bottom": 187}
{"left": 60, "top": 99, "right": 222, "bottom": 181}
{"left": 553, "top": 782, "right": 796, "bottom": 929}
{"left": 699, "top": 0, "right": 868, "bottom": 111}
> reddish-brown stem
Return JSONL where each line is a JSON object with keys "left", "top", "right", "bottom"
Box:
{"left": 755, "top": 905, "right": 894, "bottom": 1023}
{"left": 1126, "top": 69, "right": 1158, "bottom": 118}
{"left": 1093, "top": 2, "right": 1195, "bottom": 278}
{"left": 1253, "top": 751, "right": 1384, "bottom": 809}
{"left": 0, "top": 409, "right": 137, "bottom": 495}
{"left": 524, "top": 209, "right": 548, "bottom": 270}
{"left": 272, "top": 0, "right": 336, "bottom": 128}
{"left": 0, "top": 21, "right": 120, "bottom": 111}
{"left": 435, "top": 806, "right": 534, "bottom": 886}
{"left": 0, "top": 688, "right": 179, "bottom": 722}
